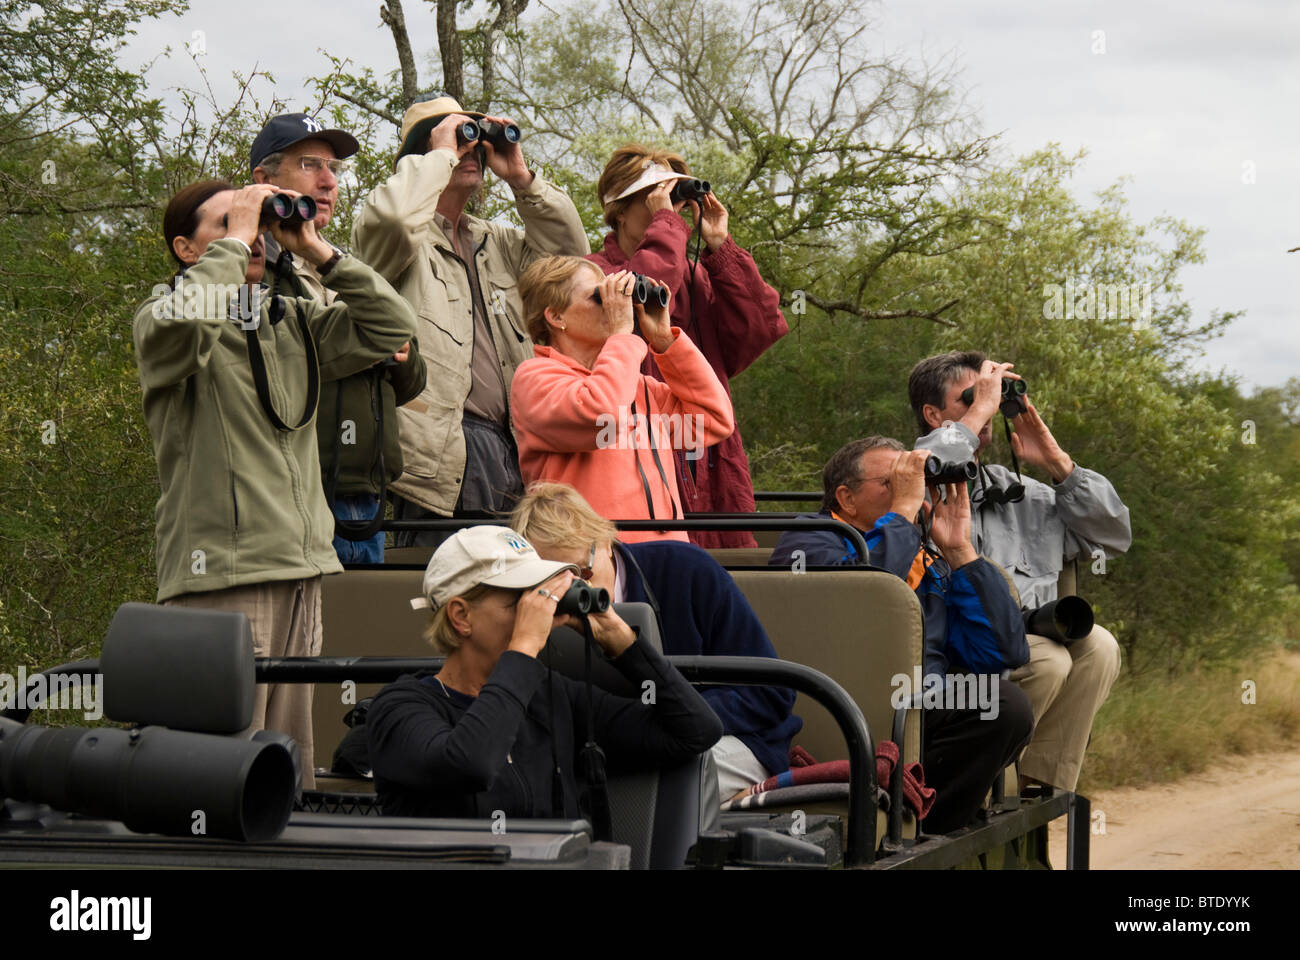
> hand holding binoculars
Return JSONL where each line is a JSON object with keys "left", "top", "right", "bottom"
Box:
{"left": 961, "top": 377, "right": 1028, "bottom": 418}
{"left": 454, "top": 118, "right": 524, "bottom": 148}
{"left": 592, "top": 273, "right": 670, "bottom": 309}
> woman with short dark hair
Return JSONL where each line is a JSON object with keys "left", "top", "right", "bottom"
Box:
{"left": 133, "top": 179, "right": 416, "bottom": 787}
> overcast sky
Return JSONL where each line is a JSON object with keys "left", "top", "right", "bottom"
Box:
{"left": 123, "top": 0, "right": 1299, "bottom": 389}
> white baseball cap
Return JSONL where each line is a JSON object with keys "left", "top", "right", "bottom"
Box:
{"left": 602, "top": 160, "right": 692, "bottom": 206}
{"left": 410, "top": 526, "right": 578, "bottom": 611}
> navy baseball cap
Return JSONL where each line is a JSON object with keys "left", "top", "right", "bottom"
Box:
{"left": 249, "top": 113, "right": 360, "bottom": 174}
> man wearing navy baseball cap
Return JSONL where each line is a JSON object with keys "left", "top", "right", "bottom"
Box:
{"left": 250, "top": 113, "right": 426, "bottom": 564}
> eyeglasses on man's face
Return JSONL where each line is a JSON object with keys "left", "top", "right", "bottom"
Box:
{"left": 297, "top": 155, "right": 350, "bottom": 176}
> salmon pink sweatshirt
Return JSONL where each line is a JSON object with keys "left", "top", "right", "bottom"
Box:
{"left": 510, "top": 330, "right": 734, "bottom": 543}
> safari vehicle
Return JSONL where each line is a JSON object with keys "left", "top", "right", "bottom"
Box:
{"left": 0, "top": 504, "right": 1090, "bottom": 870}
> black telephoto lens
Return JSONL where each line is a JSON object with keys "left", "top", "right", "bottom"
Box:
{"left": 924, "top": 457, "right": 978, "bottom": 485}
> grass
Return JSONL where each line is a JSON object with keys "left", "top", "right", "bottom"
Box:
{"left": 1079, "top": 647, "right": 1300, "bottom": 793}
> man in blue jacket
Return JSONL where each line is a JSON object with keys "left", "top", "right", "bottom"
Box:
{"left": 771, "top": 437, "right": 1034, "bottom": 832}
{"left": 511, "top": 483, "right": 801, "bottom": 799}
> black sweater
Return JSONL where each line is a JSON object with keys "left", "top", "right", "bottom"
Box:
{"left": 366, "top": 638, "right": 723, "bottom": 819}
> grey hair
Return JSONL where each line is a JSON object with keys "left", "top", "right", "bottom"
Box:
{"left": 254, "top": 151, "right": 285, "bottom": 176}
{"left": 907, "top": 351, "right": 987, "bottom": 435}
{"left": 821, "top": 436, "right": 906, "bottom": 512}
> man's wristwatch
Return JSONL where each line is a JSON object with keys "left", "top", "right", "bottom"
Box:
{"left": 317, "top": 244, "right": 345, "bottom": 278}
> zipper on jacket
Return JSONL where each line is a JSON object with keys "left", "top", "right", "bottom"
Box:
{"left": 506, "top": 750, "right": 534, "bottom": 813}
{"left": 230, "top": 476, "right": 239, "bottom": 532}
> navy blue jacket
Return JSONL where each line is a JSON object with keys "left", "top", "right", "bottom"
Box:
{"left": 770, "top": 511, "right": 1028, "bottom": 677}
{"left": 620, "top": 541, "right": 801, "bottom": 775}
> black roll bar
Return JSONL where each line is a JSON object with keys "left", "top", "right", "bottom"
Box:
{"left": 386, "top": 515, "right": 870, "bottom": 564}
{"left": 257, "top": 653, "right": 877, "bottom": 867}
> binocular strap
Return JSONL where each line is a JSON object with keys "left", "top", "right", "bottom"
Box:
{"left": 629, "top": 382, "right": 681, "bottom": 522}
{"left": 243, "top": 299, "right": 320, "bottom": 432}
{"left": 578, "top": 616, "right": 612, "bottom": 842}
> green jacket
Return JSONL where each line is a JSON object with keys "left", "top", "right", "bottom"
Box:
{"left": 133, "top": 238, "right": 417, "bottom": 601}
{"left": 351, "top": 148, "right": 590, "bottom": 515}
{"left": 262, "top": 238, "right": 427, "bottom": 497}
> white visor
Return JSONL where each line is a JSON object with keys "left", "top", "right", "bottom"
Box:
{"left": 603, "top": 161, "right": 692, "bottom": 206}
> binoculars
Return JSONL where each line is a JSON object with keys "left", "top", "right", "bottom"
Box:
{"left": 1023, "top": 595, "right": 1094, "bottom": 647}
{"left": 592, "top": 273, "right": 670, "bottom": 309}
{"left": 556, "top": 579, "right": 610, "bottom": 617}
{"left": 960, "top": 377, "right": 1028, "bottom": 418}
{"left": 670, "top": 178, "right": 711, "bottom": 204}
{"left": 455, "top": 118, "right": 524, "bottom": 148}
{"left": 260, "top": 193, "right": 317, "bottom": 230}
{"left": 924, "top": 456, "right": 977, "bottom": 485}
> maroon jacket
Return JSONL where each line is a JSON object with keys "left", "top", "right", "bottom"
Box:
{"left": 588, "top": 210, "right": 788, "bottom": 547}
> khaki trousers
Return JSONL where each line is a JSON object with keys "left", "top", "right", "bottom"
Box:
{"left": 165, "top": 577, "right": 322, "bottom": 790}
{"left": 1009, "top": 625, "right": 1121, "bottom": 791}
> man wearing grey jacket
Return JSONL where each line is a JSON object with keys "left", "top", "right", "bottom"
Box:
{"left": 908, "top": 351, "right": 1130, "bottom": 792}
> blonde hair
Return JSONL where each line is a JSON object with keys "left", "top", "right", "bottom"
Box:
{"left": 597, "top": 143, "right": 691, "bottom": 231}
{"left": 423, "top": 582, "right": 496, "bottom": 656}
{"left": 509, "top": 482, "right": 618, "bottom": 553}
{"left": 519, "top": 255, "right": 603, "bottom": 345}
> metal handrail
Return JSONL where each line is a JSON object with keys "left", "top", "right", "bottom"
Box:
{"left": 256, "top": 653, "right": 877, "bottom": 867}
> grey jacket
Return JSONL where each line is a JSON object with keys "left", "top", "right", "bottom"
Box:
{"left": 915, "top": 421, "right": 1132, "bottom": 609}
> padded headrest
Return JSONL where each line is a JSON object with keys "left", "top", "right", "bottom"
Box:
{"left": 101, "top": 602, "right": 255, "bottom": 734}
{"left": 544, "top": 602, "right": 662, "bottom": 698}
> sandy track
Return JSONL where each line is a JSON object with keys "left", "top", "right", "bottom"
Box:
{"left": 1047, "top": 749, "right": 1300, "bottom": 868}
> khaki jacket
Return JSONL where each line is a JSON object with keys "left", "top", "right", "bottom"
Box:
{"left": 133, "top": 238, "right": 417, "bottom": 601}
{"left": 351, "top": 148, "right": 590, "bottom": 514}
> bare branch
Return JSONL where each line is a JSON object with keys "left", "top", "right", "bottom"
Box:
{"left": 379, "top": 0, "right": 420, "bottom": 107}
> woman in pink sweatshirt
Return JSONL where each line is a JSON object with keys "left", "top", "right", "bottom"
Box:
{"left": 511, "top": 256, "right": 734, "bottom": 543}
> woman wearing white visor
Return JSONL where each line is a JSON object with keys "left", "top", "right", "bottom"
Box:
{"left": 590, "top": 145, "right": 789, "bottom": 548}
{"left": 365, "top": 525, "right": 722, "bottom": 819}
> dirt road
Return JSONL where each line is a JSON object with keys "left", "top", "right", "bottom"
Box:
{"left": 1047, "top": 748, "right": 1300, "bottom": 868}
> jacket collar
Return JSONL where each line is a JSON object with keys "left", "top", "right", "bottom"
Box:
{"left": 600, "top": 232, "right": 627, "bottom": 266}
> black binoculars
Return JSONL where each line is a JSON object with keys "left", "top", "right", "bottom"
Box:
{"left": 1023, "top": 595, "right": 1094, "bottom": 647}
{"left": 260, "top": 193, "right": 317, "bottom": 230}
{"left": 960, "top": 377, "right": 1028, "bottom": 418}
{"left": 592, "top": 273, "right": 669, "bottom": 309}
{"left": 556, "top": 578, "right": 610, "bottom": 617}
{"left": 455, "top": 118, "right": 524, "bottom": 147}
{"left": 924, "top": 456, "right": 977, "bottom": 485}
{"left": 670, "top": 178, "right": 711, "bottom": 203}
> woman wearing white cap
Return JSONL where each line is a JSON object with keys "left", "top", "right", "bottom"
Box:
{"left": 589, "top": 145, "right": 789, "bottom": 548}
{"left": 365, "top": 525, "right": 722, "bottom": 820}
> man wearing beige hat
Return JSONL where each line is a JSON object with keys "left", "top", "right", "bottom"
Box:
{"left": 352, "top": 95, "right": 589, "bottom": 546}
